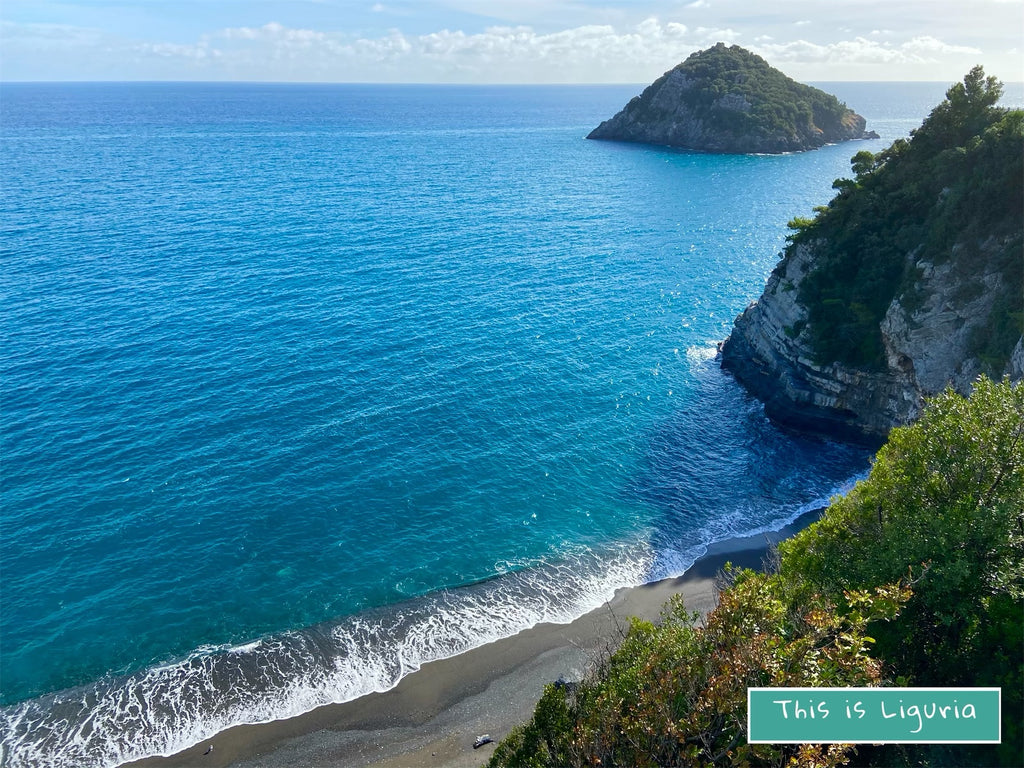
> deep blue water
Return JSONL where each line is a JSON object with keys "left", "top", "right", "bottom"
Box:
{"left": 2, "top": 81, "right": 1019, "bottom": 766}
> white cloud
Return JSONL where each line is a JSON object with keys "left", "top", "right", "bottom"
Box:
{"left": 754, "top": 35, "right": 982, "bottom": 67}
{"left": 0, "top": 20, "right": 103, "bottom": 47}
{"left": 902, "top": 35, "right": 982, "bottom": 56}
{"left": 694, "top": 26, "right": 740, "bottom": 43}
{"left": 221, "top": 22, "right": 329, "bottom": 45}
{"left": 203, "top": 17, "right": 701, "bottom": 82}
{"left": 0, "top": 13, "right": 1009, "bottom": 83}
{"left": 200, "top": 20, "right": 987, "bottom": 83}
{"left": 138, "top": 42, "right": 220, "bottom": 60}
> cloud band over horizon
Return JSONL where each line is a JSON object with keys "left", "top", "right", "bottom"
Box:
{"left": 1, "top": 3, "right": 1020, "bottom": 84}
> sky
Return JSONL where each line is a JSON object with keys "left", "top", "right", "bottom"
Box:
{"left": 1, "top": 0, "right": 1022, "bottom": 83}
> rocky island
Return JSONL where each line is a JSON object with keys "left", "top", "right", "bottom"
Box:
{"left": 720, "top": 67, "right": 1023, "bottom": 443}
{"left": 588, "top": 43, "right": 878, "bottom": 154}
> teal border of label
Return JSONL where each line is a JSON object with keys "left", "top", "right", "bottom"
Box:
{"left": 748, "top": 687, "right": 1001, "bottom": 744}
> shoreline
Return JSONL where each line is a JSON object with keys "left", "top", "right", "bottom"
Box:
{"left": 126, "top": 510, "right": 822, "bottom": 768}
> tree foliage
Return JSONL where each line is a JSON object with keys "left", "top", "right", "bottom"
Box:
{"left": 780, "top": 376, "right": 1024, "bottom": 765}
{"left": 789, "top": 67, "right": 1023, "bottom": 369}
{"left": 489, "top": 578, "right": 907, "bottom": 768}
{"left": 627, "top": 43, "right": 864, "bottom": 153}
{"left": 490, "top": 377, "right": 1024, "bottom": 767}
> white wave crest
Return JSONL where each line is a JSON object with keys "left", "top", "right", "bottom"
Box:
{"left": 0, "top": 543, "right": 650, "bottom": 768}
{"left": 0, "top": 471, "right": 866, "bottom": 768}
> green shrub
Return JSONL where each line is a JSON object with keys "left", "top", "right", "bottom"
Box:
{"left": 491, "top": 378, "right": 1023, "bottom": 767}
{"left": 780, "top": 376, "right": 1024, "bottom": 764}
{"left": 489, "top": 574, "right": 908, "bottom": 767}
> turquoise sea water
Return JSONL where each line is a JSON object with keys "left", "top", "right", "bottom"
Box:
{"left": 2, "top": 81, "right": 1019, "bottom": 767}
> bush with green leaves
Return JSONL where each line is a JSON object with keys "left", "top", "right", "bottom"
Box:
{"left": 488, "top": 575, "right": 909, "bottom": 768}
{"left": 780, "top": 376, "right": 1024, "bottom": 764}
{"left": 490, "top": 377, "right": 1023, "bottom": 767}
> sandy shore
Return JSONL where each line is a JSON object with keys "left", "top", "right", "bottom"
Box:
{"left": 127, "top": 511, "right": 819, "bottom": 768}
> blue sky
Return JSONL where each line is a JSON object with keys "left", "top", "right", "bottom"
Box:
{"left": 2, "top": 0, "right": 1022, "bottom": 82}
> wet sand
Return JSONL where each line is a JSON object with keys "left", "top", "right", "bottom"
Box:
{"left": 128, "top": 512, "right": 818, "bottom": 768}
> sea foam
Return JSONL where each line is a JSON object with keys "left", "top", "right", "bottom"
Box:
{"left": 0, "top": 541, "right": 652, "bottom": 768}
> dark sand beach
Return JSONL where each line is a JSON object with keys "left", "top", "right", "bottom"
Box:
{"left": 128, "top": 512, "right": 820, "bottom": 768}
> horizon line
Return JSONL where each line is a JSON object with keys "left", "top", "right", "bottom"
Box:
{"left": 6, "top": 78, "right": 1022, "bottom": 86}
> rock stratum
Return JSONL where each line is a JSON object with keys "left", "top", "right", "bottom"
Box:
{"left": 720, "top": 68, "right": 1024, "bottom": 444}
{"left": 588, "top": 43, "right": 877, "bottom": 154}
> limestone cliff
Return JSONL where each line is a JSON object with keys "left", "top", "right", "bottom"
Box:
{"left": 721, "top": 239, "right": 1024, "bottom": 444}
{"left": 588, "top": 44, "right": 877, "bottom": 154}
{"left": 720, "top": 68, "right": 1023, "bottom": 443}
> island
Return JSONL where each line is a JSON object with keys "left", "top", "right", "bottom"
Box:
{"left": 587, "top": 43, "right": 878, "bottom": 154}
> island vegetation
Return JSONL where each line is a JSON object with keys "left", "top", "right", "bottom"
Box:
{"left": 588, "top": 43, "right": 876, "bottom": 154}
{"left": 488, "top": 377, "right": 1023, "bottom": 767}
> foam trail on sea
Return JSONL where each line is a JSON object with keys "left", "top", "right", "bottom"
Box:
{"left": 0, "top": 463, "right": 871, "bottom": 768}
{"left": 0, "top": 542, "right": 651, "bottom": 768}
{"left": 645, "top": 470, "right": 867, "bottom": 581}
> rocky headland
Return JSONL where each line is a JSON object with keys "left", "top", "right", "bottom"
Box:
{"left": 588, "top": 43, "right": 878, "bottom": 154}
{"left": 720, "top": 67, "right": 1023, "bottom": 444}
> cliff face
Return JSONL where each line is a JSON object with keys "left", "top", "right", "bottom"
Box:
{"left": 720, "top": 239, "right": 1024, "bottom": 444}
{"left": 588, "top": 44, "right": 876, "bottom": 154}
{"left": 720, "top": 68, "right": 1023, "bottom": 444}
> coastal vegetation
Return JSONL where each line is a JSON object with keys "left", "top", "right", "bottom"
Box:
{"left": 782, "top": 375, "right": 1024, "bottom": 766}
{"left": 488, "top": 377, "right": 1024, "bottom": 767}
{"left": 587, "top": 44, "right": 875, "bottom": 154}
{"left": 788, "top": 66, "right": 1024, "bottom": 369}
{"left": 719, "top": 67, "right": 1023, "bottom": 443}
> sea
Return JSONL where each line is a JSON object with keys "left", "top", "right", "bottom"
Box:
{"left": 2, "top": 80, "right": 1021, "bottom": 767}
